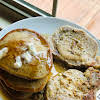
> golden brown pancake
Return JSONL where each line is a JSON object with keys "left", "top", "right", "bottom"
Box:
{"left": 0, "top": 80, "right": 33, "bottom": 99}
{"left": 0, "top": 69, "right": 51, "bottom": 92}
{"left": 32, "top": 90, "right": 44, "bottom": 100}
{"left": 0, "top": 29, "right": 52, "bottom": 79}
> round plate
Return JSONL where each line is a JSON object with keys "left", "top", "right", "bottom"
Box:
{"left": 0, "top": 17, "right": 100, "bottom": 100}
{"left": 0, "top": 16, "right": 100, "bottom": 55}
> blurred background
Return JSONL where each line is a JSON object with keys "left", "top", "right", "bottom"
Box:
{"left": 0, "top": 0, "right": 100, "bottom": 39}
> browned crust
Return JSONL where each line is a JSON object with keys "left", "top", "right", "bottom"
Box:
{"left": 0, "top": 28, "right": 53, "bottom": 80}
{"left": 0, "top": 80, "right": 33, "bottom": 99}
{"left": 0, "top": 69, "right": 51, "bottom": 92}
{"left": 52, "top": 26, "right": 98, "bottom": 67}
{"left": 1, "top": 29, "right": 48, "bottom": 44}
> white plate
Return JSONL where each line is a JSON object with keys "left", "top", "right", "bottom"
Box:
{"left": 0, "top": 16, "right": 100, "bottom": 55}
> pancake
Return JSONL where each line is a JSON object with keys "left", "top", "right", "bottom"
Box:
{"left": 46, "top": 69, "right": 90, "bottom": 100}
{"left": 52, "top": 26, "right": 98, "bottom": 67}
{"left": 0, "top": 29, "right": 52, "bottom": 79}
{"left": 32, "top": 90, "right": 44, "bottom": 100}
{"left": 0, "top": 80, "right": 33, "bottom": 99}
{"left": 0, "top": 69, "right": 51, "bottom": 92}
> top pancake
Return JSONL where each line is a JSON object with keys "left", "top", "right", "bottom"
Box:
{"left": 0, "top": 29, "right": 52, "bottom": 79}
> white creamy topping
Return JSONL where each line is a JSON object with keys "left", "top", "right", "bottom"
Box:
{"left": 27, "top": 42, "right": 38, "bottom": 55}
{"left": 14, "top": 56, "right": 22, "bottom": 68}
{"left": 0, "top": 47, "right": 8, "bottom": 59}
{"left": 27, "top": 42, "right": 47, "bottom": 58}
{"left": 13, "top": 40, "right": 48, "bottom": 68}
{"left": 21, "top": 51, "right": 32, "bottom": 63}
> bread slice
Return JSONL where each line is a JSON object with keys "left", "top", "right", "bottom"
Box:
{"left": 0, "top": 80, "right": 33, "bottom": 99}
{"left": 0, "top": 69, "right": 51, "bottom": 92}
{"left": 52, "top": 26, "right": 98, "bottom": 67}
{"left": 0, "top": 29, "right": 52, "bottom": 79}
{"left": 46, "top": 69, "right": 90, "bottom": 100}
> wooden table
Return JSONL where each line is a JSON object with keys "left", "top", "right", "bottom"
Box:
{"left": 25, "top": 0, "right": 100, "bottom": 39}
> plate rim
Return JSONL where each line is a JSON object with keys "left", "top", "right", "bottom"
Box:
{"left": 0, "top": 16, "right": 97, "bottom": 39}
{"left": 0, "top": 16, "right": 100, "bottom": 55}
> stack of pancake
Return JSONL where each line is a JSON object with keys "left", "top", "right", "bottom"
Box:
{"left": 0, "top": 29, "right": 52, "bottom": 99}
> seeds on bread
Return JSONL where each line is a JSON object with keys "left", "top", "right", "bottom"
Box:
{"left": 46, "top": 69, "right": 90, "bottom": 100}
{"left": 52, "top": 26, "right": 98, "bottom": 67}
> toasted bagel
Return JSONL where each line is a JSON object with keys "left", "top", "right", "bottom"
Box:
{"left": 0, "top": 29, "right": 52, "bottom": 79}
{"left": 52, "top": 26, "right": 98, "bottom": 67}
{"left": 46, "top": 69, "right": 90, "bottom": 100}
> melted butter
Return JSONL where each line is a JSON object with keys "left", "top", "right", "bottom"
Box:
{"left": 54, "top": 61, "right": 66, "bottom": 73}
{"left": 51, "top": 61, "right": 67, "bottom": 76}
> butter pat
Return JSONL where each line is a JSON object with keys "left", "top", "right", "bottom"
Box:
{"left": 0, "top": 47, "right": 8, "bottom": 59}
{"left": 27, "top": 42, "right": 47, "bottom": 58}
{"left": 21, "top": 51, "right": 32, "bottom": 63}
{"left": 27, "top": 42, "right": 38, "bottom": 55}
{"left": 14, "top": 56, "right": 22, "bottom": 68}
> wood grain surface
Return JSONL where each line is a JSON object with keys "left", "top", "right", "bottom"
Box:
{"left": 25, "top": 0, "right": 100, "bottom": 39}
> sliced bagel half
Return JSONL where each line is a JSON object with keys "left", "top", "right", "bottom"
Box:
{"left": 46, "top": 69, "right": 90, "bottom": 100}
{"left": 52, "top": 26, "right": 98, "bottom": 67}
